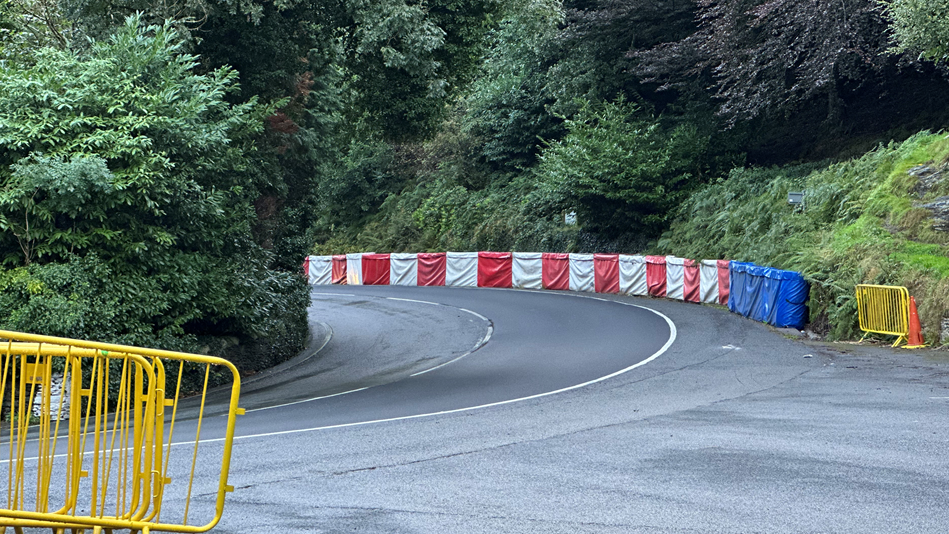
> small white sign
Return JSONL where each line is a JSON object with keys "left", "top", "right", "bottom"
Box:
{"left": 564, "top": 211, "right": 577, "bottom": 226}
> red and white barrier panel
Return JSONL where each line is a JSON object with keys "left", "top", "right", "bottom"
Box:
{"left": 666, "top": 256, "right": 685, "bottom": 300}
{"left": 717, "top": 259, "right": 730, "bottom": 305}
{"left": 478, "top": 251, "right": 513, "bottom": 288}
{"left": 418, "top": 253, "right": 446, "bottom": 286}
{"left": 513, "top": 252, "right": 542, "bottom": 289}
{"left": 346, "top": 253, "right": 363, "bottom": 285}
{"left": 699, "top": 260, "right": 718, "bottom": 304}
{"left": 594, "top": 254, "right": 620, "bottom": 294}
{"left": 447, "top": 252, "right": 478, "bottom": 287}
{"left": 390, "top": 253, "right": 418, "bottom": 286}
{"left": 305, "top": 253, "right": 730, "bottom": 305}
{"left": 362, "top": 253, "right": 390, "bottom": 285}
{"left": 307, "top": 256, "right": 333, "bottom": 285}
{"left": 542, "top": 253, "right": 569, "bottom": 290}
{"left": 331, "top": 255, "right": 346, "bottom": 284}
{"left": 569, "top": 254, "right": 594, "bottom": 292}
{"left": 619, "top": 255, "right": 647, "bottom": 296}
{"left": 645, "top": 256, "right": 666, "bottom": 297}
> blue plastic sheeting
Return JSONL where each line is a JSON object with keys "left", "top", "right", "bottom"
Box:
{"left": 775, "top": 269, "right": 809, "bottom": 328}
{"left": 745, "top": 264, "right": 765, "bottom": 321}
{"left": 727, "top": 262, "right": 752, "bottom": 315}
{"left": 728, "top": 262, "right": 809, "bottom": 329}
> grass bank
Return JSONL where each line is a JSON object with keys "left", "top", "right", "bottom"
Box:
{"left": 659, "top": 132, "right": 949, "bottom": 344}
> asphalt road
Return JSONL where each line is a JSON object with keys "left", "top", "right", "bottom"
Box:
{"left": 170, "top": 285, "right": 949, "bottom": 533}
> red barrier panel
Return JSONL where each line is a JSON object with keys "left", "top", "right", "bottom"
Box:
{"left": 717, "top": 260, "right": 730, "bottom": 305}
{"left": 417, "top": 253, "right": 446, "bottom": 286}
{"left": 683, "top": 259, "right": 700, "bottom": 303}
{"left": 594, "top": 254, "right": 620, "bottom": 294}
{"left": 362, "top": 253, "right": 391, "bottom": 285}
{"left": 646, "top": 256, "right": 667, "bottom": 297}
{"left": 542, "top": 253, "right": 569, "bottom": 290}
{"left": 477, "top": 251, "right": 513, "bottom": 288}
{"left": 332, "top": 255, "right": 347, "bottom": 285}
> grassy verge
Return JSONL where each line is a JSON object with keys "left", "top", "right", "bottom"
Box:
{"left": 659, "top": 132, "right": 949, "bottom": 344}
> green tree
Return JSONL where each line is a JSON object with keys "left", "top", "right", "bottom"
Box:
{"left": 535, "top": 98, "right": 707, "bottom": 238}
{"left": 0, "top": 15, "right": 269, "bottom": 265}
{"left": 0, "top": 15, "right": 307, "bottom": 367}
{"left": 885, "top": 0, "right": 949, "bottom": 63}
{"left": 463, "top": 0, "right": 565, "bottom": 172}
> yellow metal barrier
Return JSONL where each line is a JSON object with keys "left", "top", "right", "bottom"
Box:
{"left": 0, "top": 330, "right": 243, "bottom": 533}
{"left": 855, "top": 284, "right": 911, "bottom": 347}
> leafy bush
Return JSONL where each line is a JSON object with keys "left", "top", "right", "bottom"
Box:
{"left": 536, "top": 97, "right": 708, "bottom": 239}
{"left": 0, "top": 16, "right": 308, "bottom": 376}
{"left": 885, "top": 0, "right": 949, "bottom": 63}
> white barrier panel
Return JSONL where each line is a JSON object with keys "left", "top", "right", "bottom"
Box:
{"left": 619, "top": 255, "right": 647, "bottom": 296}
{"left": 308, "top": 255, "right": 333, "bottom": 285}
{"left": 569, "top": 254, "right": 595, "bottom": 292}
{"left": 390, "top": 253, "right": 418, "bottom": 286}
{"left": 700, "top": 260, "right": 720, "bottom": 304}
{"left": 346, "top": 253, "right": 363, "bottom": 285}
{"left": 512, "top": 252, "right": 543, "bottom": 289}
{"left": 446, "top": 252, "right": 478, "bottom": 287}
{"left": 665, "top": 256, "right": 685, "bottom": 300}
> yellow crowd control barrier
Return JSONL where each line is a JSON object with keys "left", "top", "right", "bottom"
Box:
{"left": 0, "top": 330, "right": 243, "bottom": 533}
{"left": 855, "top": 284, "right": 911, "bottom": 347}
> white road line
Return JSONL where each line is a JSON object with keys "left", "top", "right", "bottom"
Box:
{"left": 385, "top": 297, "right": 439, "bottom": 305}
{"left": 245, "top": 387, "right": 369, "bottom": 413}
{"left": 411, "top": 323, "right": 494, "bottom": 377}
{"left": 208, "top": 299, "right": 677, "bottom": 443}
{"left": 3, "top": 297, "right": 676, "bottom": 460}
{"left": 251, "top": 295, "right": 493, "bottom": 406}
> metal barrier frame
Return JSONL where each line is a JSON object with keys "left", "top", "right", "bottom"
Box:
{"left": 855, "top": 284, "right": 911, "bottom": 347}
{"left": 0, "top": 330, "right": 243, "bottom": 533}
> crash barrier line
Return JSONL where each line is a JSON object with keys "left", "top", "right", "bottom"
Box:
{"left": 855, "top": 285, "right": 910, "bottom": 347}
{"left": 0, "top": 330, "right": 244, "bottom": 533}
{"left": 306, "top": 253, "right": 809, "bottom": 330}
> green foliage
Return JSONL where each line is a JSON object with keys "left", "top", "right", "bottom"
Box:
{"left": 0, "top": 16, "right": 270, "bottom": 266}
{"left": 659, "top": 131, "right": 949, "bottom": 342}
{"left": 888, "top": 241, "right": 949, "bottom": 277}
{"left": 0, "top": 16, "right": 307, "bottom": 372}
{"left": 536, "top": 97, "right": 708, "bottom": 238}
{"left": 884, "top": 0, "right": 949, "bottom": 63}
{"left": 463, "top": 0, "right": 565, "bottom": 171}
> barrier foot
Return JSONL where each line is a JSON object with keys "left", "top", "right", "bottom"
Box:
{"left": 891, "top": 335, "right": 906, "bottom": 348}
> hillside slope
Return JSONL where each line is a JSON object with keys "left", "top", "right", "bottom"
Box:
{"left": 659, "top": 132, "right": 949, "bottom": 345}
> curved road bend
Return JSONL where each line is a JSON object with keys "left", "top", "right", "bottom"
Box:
{"left": 181, "top": 285, "right": 673, "bottom": 435}
{"left": 166, "top": 286, "right": 949, "bottom": 533}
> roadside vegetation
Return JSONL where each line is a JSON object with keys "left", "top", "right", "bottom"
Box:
{"left": 660, "top": 133, "right": 949, "bottom": 342}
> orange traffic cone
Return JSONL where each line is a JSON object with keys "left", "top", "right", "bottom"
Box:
{"left": 906, "top": 296, "right": 925, "bottom": 348}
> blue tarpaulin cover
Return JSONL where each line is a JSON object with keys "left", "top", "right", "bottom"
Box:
{"left": 745, "top": 264, "right": 765, "bottom": 321}
{"left": 728, "top": 262, "right": 809, "bottom": 329}
{"left": 774, "top": 269, "right": 809, "bottom": 329}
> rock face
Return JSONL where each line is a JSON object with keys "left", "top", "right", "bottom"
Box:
{"left": 943, "top": 317, "right": 949, "bottom": 345}
{"left": 921, "top": 196, "right": 949, "bottom": 232}
{"left": 910, "top": 164, "right": 946, "bottom": 196}
{"left": 910, "top": 163, "right": 948, "bottom": 232}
